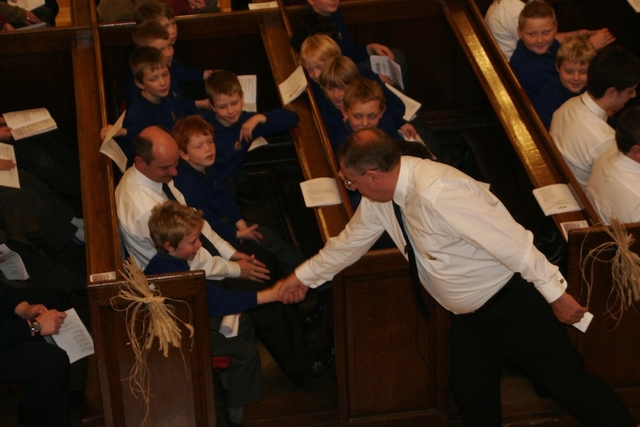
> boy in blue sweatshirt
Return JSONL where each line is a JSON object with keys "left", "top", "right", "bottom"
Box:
{"left": 204, "top": 70, "right": 299, "bottom": 186}
{"left": 145, "top": 199, "right": 276, "bottom": 426}
{"left": 172, "top": 115, "right": 305, "bottom": 276}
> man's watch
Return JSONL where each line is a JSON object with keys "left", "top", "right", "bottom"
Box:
{"left": 30, "top": 320, "right": 42, "bottom": 336}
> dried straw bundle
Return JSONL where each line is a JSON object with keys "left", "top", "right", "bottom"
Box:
{"left": 111, "top": 256, "right": 194, "bottom": 425}
{"left": 580, "top": 218, "right": 640, "bottom": 327}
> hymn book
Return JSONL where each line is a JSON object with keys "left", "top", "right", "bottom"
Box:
{"left": 3, "top": 108, "right": 57, "bottom": 140}
{"left": 370, "top": 55, "right": 404, "bottom": 90}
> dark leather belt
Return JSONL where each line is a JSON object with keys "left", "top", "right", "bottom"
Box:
{"left": 470, "top": 273, "right": 521, "bottom": 314}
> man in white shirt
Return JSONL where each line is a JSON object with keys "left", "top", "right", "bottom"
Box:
{"left": 587, "top": 105, "right": 640, "bottom": 224}
{"left": 277, "top": 128, "right": 635, "bottom": 426}
{"left": 485, "top": 0, "right": 524, "bottom": 61}
{"left": 550, "top": 46, "right": 640, "bottom": 190}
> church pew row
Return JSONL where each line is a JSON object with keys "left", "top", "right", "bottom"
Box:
{"left": 442, "top": 0, "right": 640, "bottom": 421}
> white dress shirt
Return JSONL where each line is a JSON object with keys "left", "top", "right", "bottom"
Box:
{"left": 549, "top": 92, "right": 615, "bottom": 190}
{"left": 586, "top": 146, "right": 640, "bottom": 224}
{"left": 115, "top": 166, "right": 240, "bottom": 278}
{"left": 296, "top": 156, "right": 567, "bottom": 314}
{"left": 485, "top": 0, "right": 524, "bottom": 61}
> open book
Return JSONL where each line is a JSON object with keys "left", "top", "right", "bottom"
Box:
{"left": 0, "top": 143, "right": 20, "bottom": 188}
{"left": 370, "top": 55, "right": 404, "bottom": 90}
{"left": 3, "top": 108, "right": 57, "bottom": 140}
{"left": 99, "top": 111, "right": 128, "bottom": 173}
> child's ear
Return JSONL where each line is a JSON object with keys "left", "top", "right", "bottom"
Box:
{"left": 341, "top": 106, "right": 347, "bottom": 120}
{"left": 163, "top": 242, "right": 176, "bottom": 254}
{"left": 380, "top": 105, "right": 387, "bottom": 116}
{"left": 208, "top": 101, "right": 215, "bottom": 111}
{"left": 134, "top": 78, "right": 145, "bottom": 91}
{"left": 179, "top": 150, "right": 189, "bottom": 161}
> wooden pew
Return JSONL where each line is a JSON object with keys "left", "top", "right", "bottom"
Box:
{"left": 441, "top": 0, "right": 640, "bottom": 421}
{"left": 88, "top": 271, "right": 216, "bottom": 426}
{"left": 263, "top": 3, "right": 452, "bottom": 426}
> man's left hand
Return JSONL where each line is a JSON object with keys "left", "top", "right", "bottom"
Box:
{"left": 550, "top": 292, "right": 588, "bottom": 324}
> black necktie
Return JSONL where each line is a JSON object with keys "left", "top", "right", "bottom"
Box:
{"left": 162, "top": 183, "right": 220, "bottom": 256}
{"left": 393, "top": 202, "right": 431, "bottom": 322}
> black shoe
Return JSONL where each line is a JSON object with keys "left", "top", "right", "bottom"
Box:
{"left": 302, "top": 299, "right": 327, "bottom": 336}
{"left": 296, "top": 347, "right": 335, "bottom": 391}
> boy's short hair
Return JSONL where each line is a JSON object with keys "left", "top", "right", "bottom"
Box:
{"left": 319, "top": 55, "right": 360, "bottom": 89}
{"left": 556, "top": 34, "right": 596, "bottom": 67}
{"left": 130, "top": 46, "right": 167, "bottom": 83}
{"left": 615, "top": 105, "right": 640, "bottom": 154}
{"left": 173, "top": 115, "right": 214, "bottom": 152}
{"left": 149, "top": 200, "right": 204, "bottom": 252}
{"left": 299, "top": 34, "right": 341, "bottom": 66}
{"left": 132, "top": 20, "right": 170, "bottom": 47}
{"left": 205, "top": 70, "right": 243, "bottom": 103}
{"left": 135, "top": 1, "right": 175, "bottom": 24}
{"left": 587, "top": 46, "right": 640, "bottom": 99}
{"left": 343, "top": 78, "right": 386, "bottom": 110}
{"left": 518, "top": 0, "right": 556, "bottom": 29}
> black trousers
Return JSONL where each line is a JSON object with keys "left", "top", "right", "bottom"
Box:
{"left": 449, "top": 276, "right": 635, "bottom": 427}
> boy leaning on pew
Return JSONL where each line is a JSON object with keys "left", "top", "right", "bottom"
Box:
{"left": 203, "top": 70, "right": 299, "bottom": 196}
{"left": 145, "top": 199, "right": 279, "bottom": 427}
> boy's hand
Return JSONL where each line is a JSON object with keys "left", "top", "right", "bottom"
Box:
{"left": 239, "top": 114, "right": 266, "bottom": 142}
{"left": 379, "top": 74, "right": 395, "bottom": 86}
{"left": 236, "top": 223, "right": 263, "bottom": 244}
{"left": 399, "top": 123, "right": 417, "bottom": 140}
{"left": 236, "top": 256, "right": 270, "bottom": 282}
{"left": 0, "top": 126, "right": 13, "bottom": 142}
{"left": 366, "top": 43, "right": 394, "bottom": 60}
{"left": 587, "top": 28, "right": 616, "bottom": 50}
{"left": 0, "top": 159, "right": 16, "bottom": 171}
{"left": 188, "top": 0, "right": 205, "bottom": 9}
{"left": 276, "top": 273, "right": 309, "bottom": 304}
{"left": 100, "top": 124, "right": 126, "bottom": 140}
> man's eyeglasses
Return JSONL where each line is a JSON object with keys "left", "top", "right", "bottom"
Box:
{"left": 342, "top": 168, "right": 378, "bottom": 190}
